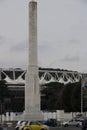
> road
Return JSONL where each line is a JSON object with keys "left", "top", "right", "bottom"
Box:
{"left": 7, "top": 126, "right": 82, "bottom": 130}
{"left": 49, "top": 127, "right": 81, "bottom": 130}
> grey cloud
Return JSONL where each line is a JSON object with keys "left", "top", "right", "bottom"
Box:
{"left": 82, "top": 0, "right": 87, "bottom": 4}
{"left": 38, "top": 44, "right": 46, "bottom": 52}
{"left": 0, "top": 59, "right": 27, "bottom": 69}
{"left": 38, "top": 43, "right": 51, "bottom": 53}
{"left": 0, "top": 0, "right": 6, "bottom": 3}
{"left": 61, "top": 55, "right": 80, "bottom": 62}
{"left": 0, "top": 35, "right": 7, "bottom": 45}
{"left": 0, "top": 35, "right": 3, "bottom": 39}
{"left": 69, "top": 39, "right": 79, "bottom": 44}
{"left": 11, "top": 41, "right": 28, "bottom": 52}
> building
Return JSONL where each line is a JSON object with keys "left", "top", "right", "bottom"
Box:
{"left": 0, "top": 67, "right": 81, "bottom": 113}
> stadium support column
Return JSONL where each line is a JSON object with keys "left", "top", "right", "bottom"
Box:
{"left": 24, "top": 0, "right": 43, "bottom": 120}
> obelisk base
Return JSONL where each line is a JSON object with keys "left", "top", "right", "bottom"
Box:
{"left": 21, "top": 111, "right": 44, "bottom": 120}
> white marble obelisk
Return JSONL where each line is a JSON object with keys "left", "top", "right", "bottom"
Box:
{"left": 24, "top": 0, "right": 43, "bottom": 120}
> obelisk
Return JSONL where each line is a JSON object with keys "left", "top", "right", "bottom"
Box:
{"left": 24, "top": 0, "right": 43, "bottom": 120}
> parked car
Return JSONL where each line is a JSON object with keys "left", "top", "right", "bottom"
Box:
{"left": 74, "top": 116, "right": 87, "bottom": 127}
{"left": 0, "top": 127, "right": 7, "bottom": 130}
{"left": 62, "top": 119, "right": 80, "bottom": 127}
{"left": 42, "top": 119, "right": 57, "bottom": 127}
{"left": 15, "top": 120, "right": 25, "bottom": 130}
{"left": 15, "top": 120, "right": 47, "bottom": 130}
{"left": 80, "top": 118, "right": 87, "bottom": 130}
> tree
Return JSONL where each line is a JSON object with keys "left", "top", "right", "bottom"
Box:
{"left": 41, "top": 82, "right": 64, "bottom": 110}
{"left": 61, "top": 83, "right": 74, "bottom": 112}
{"left": 0, "top": 80, "right": 9, "bottom": 113}
{"left": 41, "top": 81, "right": 81, "bottom": 112}
{"left": 61, "top": 82, "right": 81, "bottom": 112}
{"left": 71, "top": 81, "right": 81, "bottom": 112}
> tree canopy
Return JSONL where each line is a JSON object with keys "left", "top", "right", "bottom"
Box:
{"left": 0, "top": 80, "right": 9, "bottom": 103}
{"left": 41, "top": 81, "right": 81, "bottom": 112}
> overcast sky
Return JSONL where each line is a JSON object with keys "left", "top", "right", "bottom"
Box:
{"left": 0, "top": 0, "right": 87, "bottom": 73}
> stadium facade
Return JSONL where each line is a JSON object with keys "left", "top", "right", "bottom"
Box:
{"left": 0, "top": 67, "right": 81, "bottom": 113}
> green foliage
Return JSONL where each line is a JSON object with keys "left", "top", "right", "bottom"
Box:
{"left": 41, "top": 81, "right": 81, "bottom": 112}
{"left": 61, "top": 83, "right": 73, "bottom": 112}
{"left": 41, "top": 82, "right": 64, "bottom": 110}
{"left": 0, "top": 80, "right": 9, "bottom": 103}
{"left": 71, "top": 82, "right": 81, "bottom": 112}
{"left": 0, "top": 80, "right": 10, "bottom": 114}
{"left": 83, "top": 88, "right": 87, "bottom": 111}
